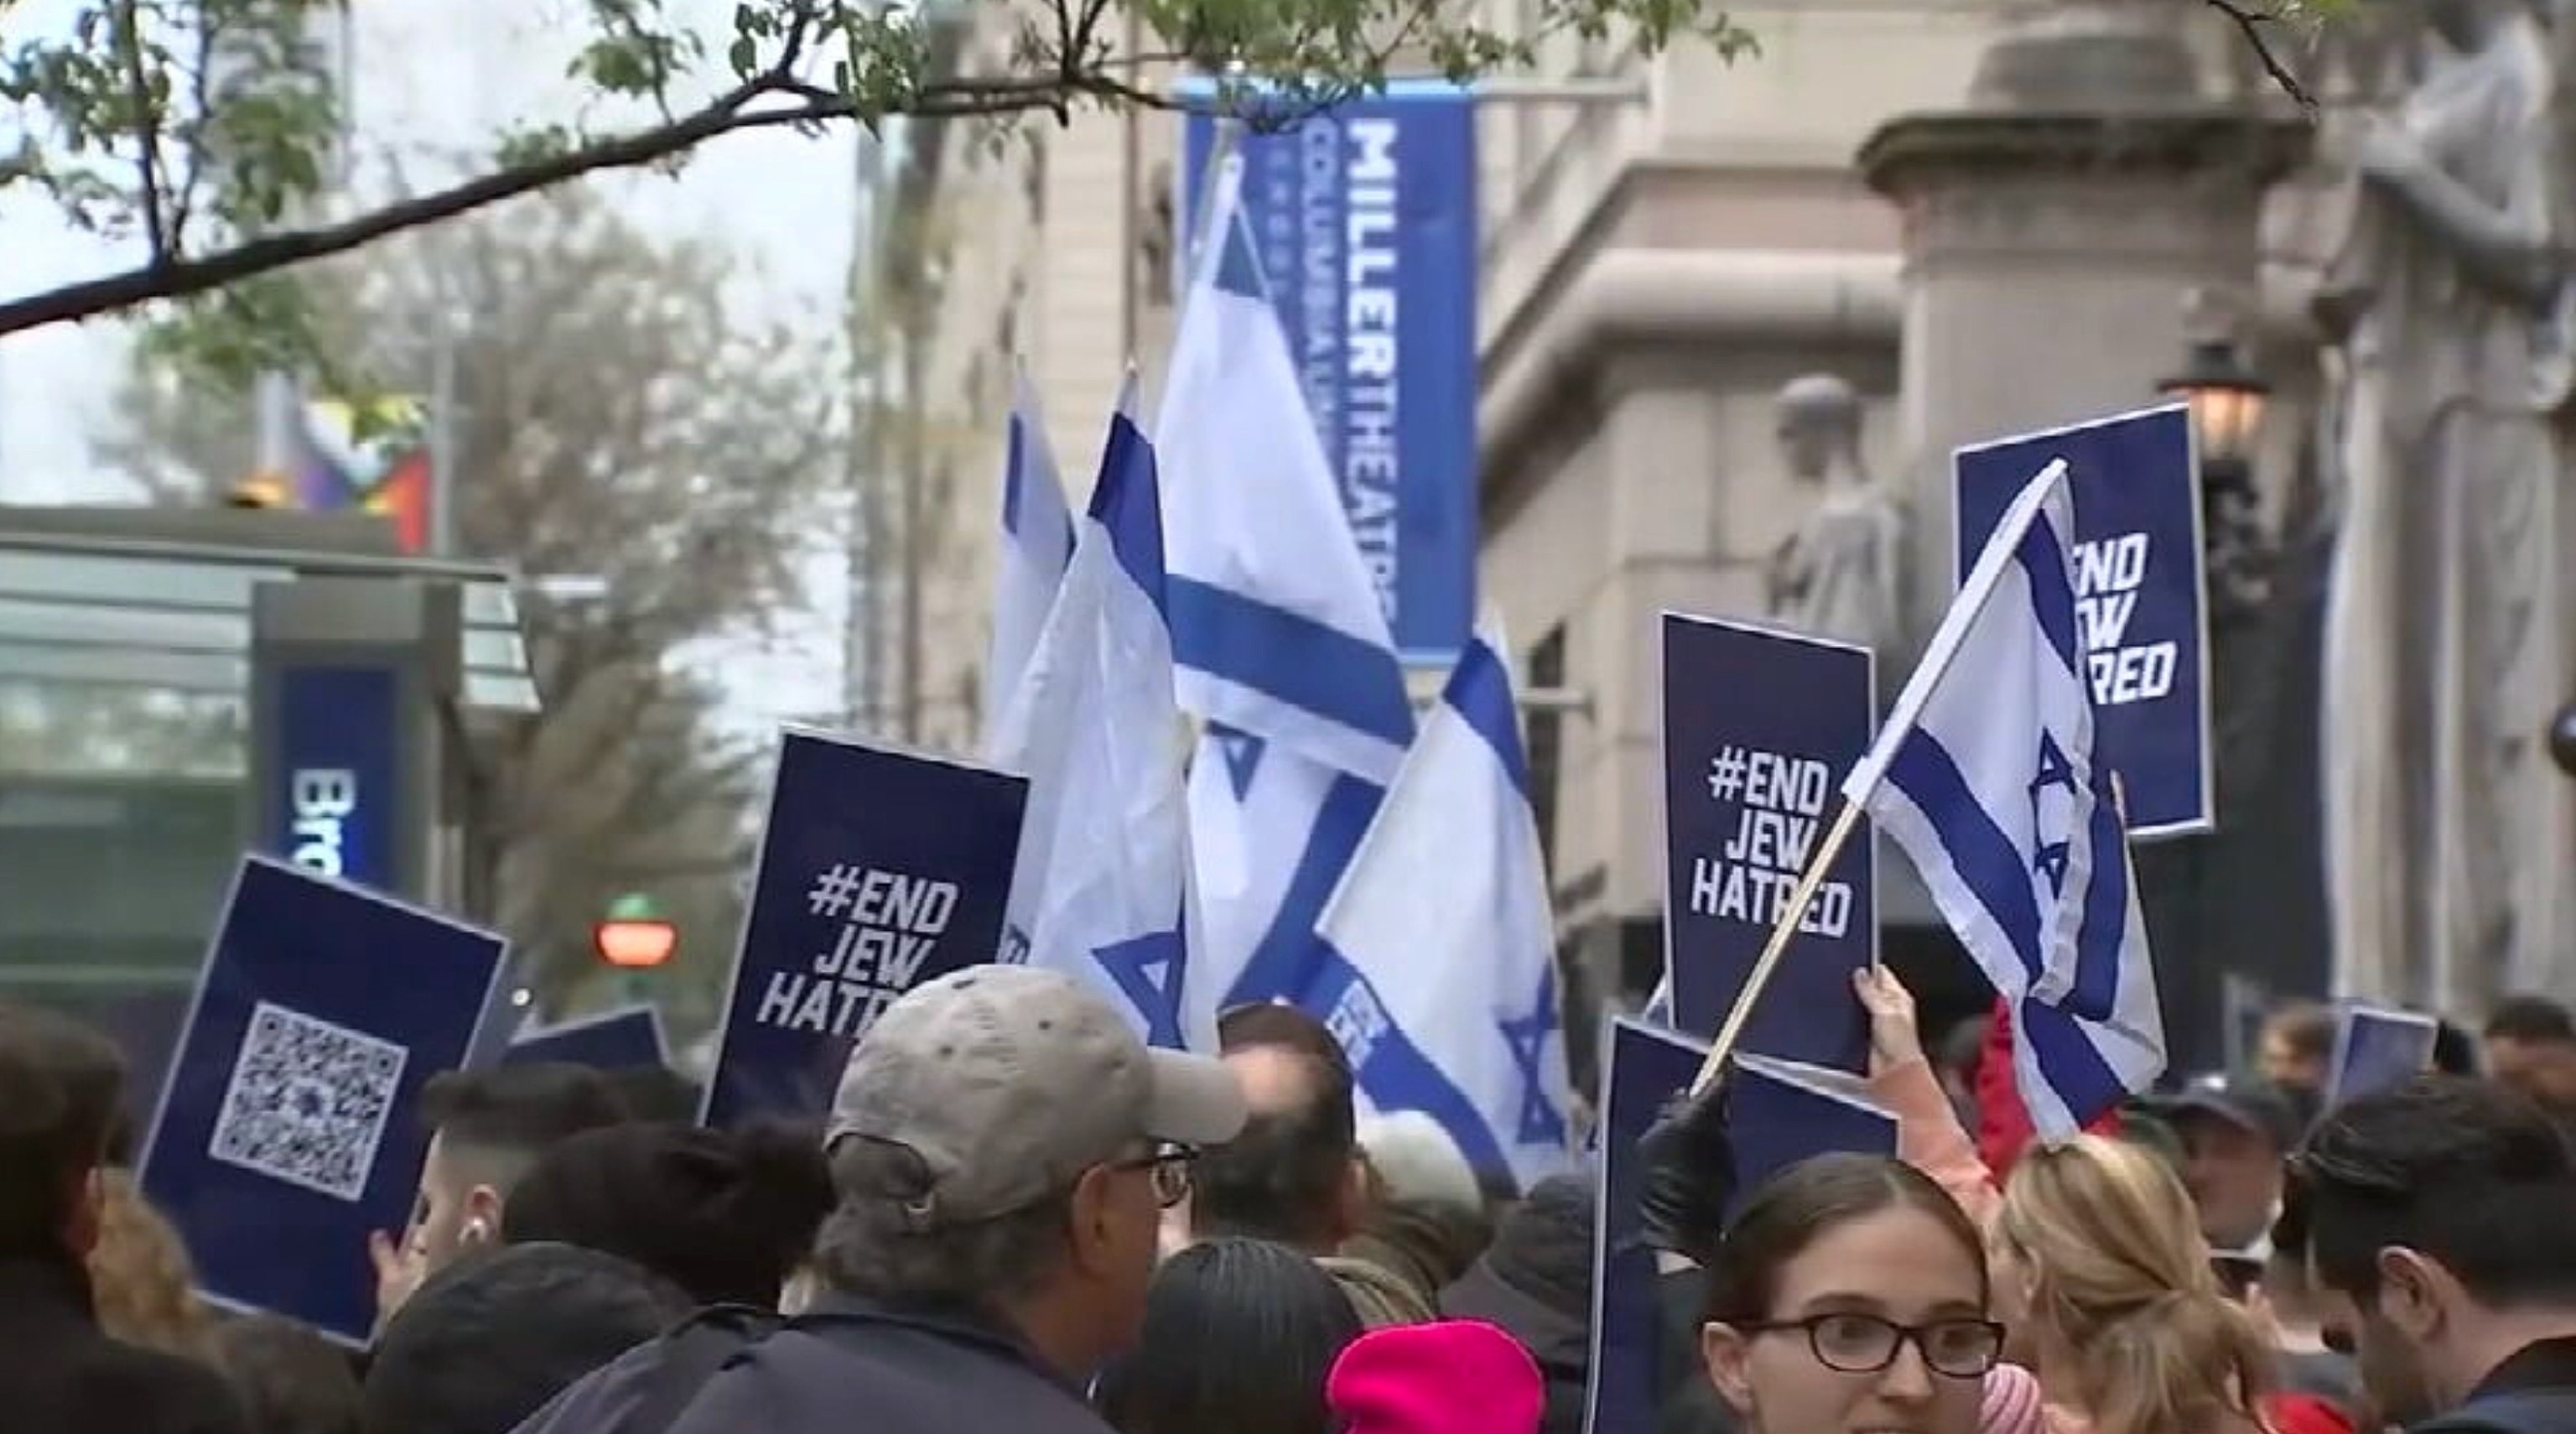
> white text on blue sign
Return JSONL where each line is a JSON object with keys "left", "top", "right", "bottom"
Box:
{"left": 290, "top": 769, "right": 358, "bottom": 878}
{"left": 757, "top": 865, "right": 958, "bottom": 1039}
{"left": 1691, "top": 747, "right": 1853, "bottom": 938}
{"left": 2071, "top": 533, "right": 2176, "bottom": 708}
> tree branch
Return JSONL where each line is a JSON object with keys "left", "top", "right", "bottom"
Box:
{"left": 0, "top": 68, "right": 1155, "bottom": 338}
{"left": 110, "top": 0, "right": 169, "bottom": 262}
{"left": 2202, "top": 0, "right": 2314, "bottom": 111}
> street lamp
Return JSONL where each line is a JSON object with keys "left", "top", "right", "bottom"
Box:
{"left": 2158, "top": 325, "right": 2273, "bottom": 621}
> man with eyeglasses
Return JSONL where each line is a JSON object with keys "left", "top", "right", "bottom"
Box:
{"left": 2293, "top": 1075, "right": 2576, "bottom": 1432}
{"left": 517, "top": 965, "right": 1247, "bottom": 1434}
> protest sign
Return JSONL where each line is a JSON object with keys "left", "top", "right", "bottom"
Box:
{"left": 1586, "top": 1016, "right": 1710, "bottom": 1434}
{"left": 701, "top": 728, "right": 1028, "bottom": 1127}
{"left": 2328, "top": 1003, "right": 2438, "bottom": 1107}
{"left": 1954, "top": 404, "right": 2211, "bottom": 837}
{"left": 1660, "top": 612, "right": 1874, "bottom": 1069}
{"left": 138, "top": 855, "right": 505, "bottom": 1345}
{"left": 1727, "top": 1053, "right": 1898, "bottom": 1217}
{"left": 506, "top": 1004, "right": 667, "bottom": 1072}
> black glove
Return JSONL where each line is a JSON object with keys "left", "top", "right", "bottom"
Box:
{"left": 1636, "top": 1078, "right": 1736, "bottom": 1266}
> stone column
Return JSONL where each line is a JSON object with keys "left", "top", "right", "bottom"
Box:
{"left": 1858, "top": 0, "right": 2308, "bottom": 642}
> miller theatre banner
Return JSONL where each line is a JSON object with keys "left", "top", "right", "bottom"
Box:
{"left": 1178, "top": 80, "right": 1481, "bottom": 667}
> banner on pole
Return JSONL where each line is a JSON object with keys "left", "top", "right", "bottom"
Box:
{"left": 138, "top": 856, "right": 505, "bottom": 1345}
{"left": 1177, "top": 79, "right": 1480, "bottom": 666}
{"left": 1659, "top": 613, "right": 1875, "bottom": 1069}
{"left": 1954, "top": 404, "right": 2211, "bottom": 838}
{"left": 701, "top": 729, "right": 1028, "bottom": 1127}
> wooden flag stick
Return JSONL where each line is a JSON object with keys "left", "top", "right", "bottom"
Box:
{"left": 1687, "top": 794, "right": 1870, "bottom": 1095}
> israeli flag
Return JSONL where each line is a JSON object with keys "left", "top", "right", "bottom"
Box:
{"left": 1157, "top": 151, "right": 1415, "bottom": 1007}
{"left": 992, "top": 382, "right": 1217, "bottom": 1053}
{"left": 1310, "top": 621, "right": 1571, "bottom": 1187}
{"left": 982, "top": 364, "right": 1075, "bottom": 753}
{"left": 1843, "top": 460, "right": 2164, "bottom": 1140}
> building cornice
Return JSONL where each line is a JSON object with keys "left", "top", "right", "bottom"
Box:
{"left": 1479, "top": 247, "right": 1902, "bottom": 491}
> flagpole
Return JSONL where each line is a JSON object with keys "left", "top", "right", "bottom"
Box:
{"left": 1686, "top": 457, "right": 2072, "bottom": 1096}
{"left": 428, "top": 325, "right": 459, "bottom": 556}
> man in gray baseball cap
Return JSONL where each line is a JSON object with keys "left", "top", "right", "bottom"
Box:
{"left": 537, "top": 964, "right": 1247, "bottom": 1434}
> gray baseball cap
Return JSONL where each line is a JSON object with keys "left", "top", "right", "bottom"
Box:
{"left": 827, "top": 964, "right": 1247, "bottom": 1225}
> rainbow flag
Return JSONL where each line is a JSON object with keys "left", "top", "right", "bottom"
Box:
{"left": 248, "top": 393, "right": 435, "bottom": 553}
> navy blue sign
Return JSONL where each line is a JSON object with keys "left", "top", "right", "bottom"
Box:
{"left": 2328, "top": 1004, "right": 2438, "bottom": 1107}
{"left": 702, "top": 729, "right": 1028, "bottom": 1127}
{"left": 1727, "top": 1053, "right": 1898, "bottom": 1218}
{"left": 265, "top": 664, "right": 400, "bottom": 890}
{"left": 1660, "top": 614, "right": 1874, "bottom": 1069}
{"left": 138, "top": 855, "right": 505, "bottom": 1345}
{"left": 506, "top": 1005, "right": 666, "bottom": 1072}
{"left": 1587, "top": 1017, "right": 1709, "bottom": 1434}
{"left": 1178, "top": 80, "right": 1479, "bottom": 665}
{"left": 1954, "top": 404, "right": 2210, "bottom": 837}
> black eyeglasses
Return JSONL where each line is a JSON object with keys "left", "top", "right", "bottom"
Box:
{"left": 1110, "top": 1146, "right": 1198, "bottom": 1208}
{"left": 1742, "top": 1313, "right": 2006, "bottom": 1379}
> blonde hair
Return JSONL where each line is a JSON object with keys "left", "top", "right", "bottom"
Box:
{"left": 1995, "top": 1135, "right": 2273, "bottom": 1434}
{"left": 88, "top": 1168, "right": 220, "bottom": 1365}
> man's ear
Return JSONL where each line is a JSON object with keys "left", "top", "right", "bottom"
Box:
{"left": 462, "top": 1184, "right": 506, "bottom": 1246}
{"left": 2375, "top": 1246, "right": 2451, "bottom": 1342}
{"left": 1066, "top": 1165, "right": 1123, "bottom": 1278}
{"left": 1701, "top": 1321, "right": 1757, "bottom": 1414}
{"left": 1332, "top": 1156, "right": 1373, "bottom": 1247}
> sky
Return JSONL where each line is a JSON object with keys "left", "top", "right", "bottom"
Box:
{"left": 0, "top": 0, "right": 869, "bottom": 732}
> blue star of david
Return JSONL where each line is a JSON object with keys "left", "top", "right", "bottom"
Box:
{"left": 1498, "top": 973, "right": 1568, "bottom": 1148}
{"left": 2028, "top": 730, "right": 2080, "bottom": 899}
{"left": 1211, "top": 723, "right": 1266, "bottom": 801}
{"left": 1095, "top": 927, "right": 1187, "bottom": 1048}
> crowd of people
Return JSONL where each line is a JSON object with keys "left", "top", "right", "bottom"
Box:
{"left": 9, "top": 964, "right": 2576, "bottom": 1434}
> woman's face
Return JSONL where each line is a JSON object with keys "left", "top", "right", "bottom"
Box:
{"left": 1701, "top": 1205, "right": 1989, "bottom": 1434}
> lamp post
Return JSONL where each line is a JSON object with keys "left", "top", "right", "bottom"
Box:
{"left": 2158, "top": 330, "right": 2273, "bottom": 625}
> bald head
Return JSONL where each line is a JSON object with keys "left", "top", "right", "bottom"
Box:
{"left": 1193, "top": 1008, "right": 1364, "bottom": 1254}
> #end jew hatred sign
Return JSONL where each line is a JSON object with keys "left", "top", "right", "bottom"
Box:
{"left": 1954, "top": 403, "right": 2212, "bottom": 837}
{"left": 1178, "top": 81, "right": 1479, "bottom": 662}
{"left": 1660, "top": 615, "right": 1875, "bottom": 1072}
{"left": 702, "top": 729, "right": 1028, "bottom": 1127}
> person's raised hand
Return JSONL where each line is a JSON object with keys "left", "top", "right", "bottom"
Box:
{"left": 370, "top": 1228, "right": 424, "bottom": 1332}
{"left": 1852, "top": 966, "right": 1923, "bottom": 1077}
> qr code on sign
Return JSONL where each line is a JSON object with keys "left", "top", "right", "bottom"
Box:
{"left": 208, "top": 1001, "right": 408, "bottom": 1203}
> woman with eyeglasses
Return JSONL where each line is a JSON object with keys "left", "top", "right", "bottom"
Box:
{"left": 1853, "top": 968, "right": 2281, "bottom": 1434}
{"left": 1700, "top": 1151, "right": 2009, "bottom": 1434}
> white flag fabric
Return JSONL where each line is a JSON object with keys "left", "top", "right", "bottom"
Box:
{"left": 981, "top": 366, "right": 1074, "bottom": 755}
{"left": 1308, "top": 621, "right": 1572, "bottom": 1188}
{"left": 1842, "top": 460, "right": 2164, "bottom": 1140}
{"left": 1156, "top": 154, "right": 1416, "bottom": 1008}
{"left": 991, "top": 389, "right": 1217, "bottom": 1053}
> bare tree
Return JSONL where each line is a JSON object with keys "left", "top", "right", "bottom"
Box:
{"left": 91, "top": 179, "right": 844, "bottom": 1021}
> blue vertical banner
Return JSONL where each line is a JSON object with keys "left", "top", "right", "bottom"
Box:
{"left": 1660, "top": 614, "right": 1875, "bottom": 1070}
{"left": 263, "top": 665, "right": 400, "bottom": 891}
{"left": 506, "top": 1004, "right": 667, "bottom": 1073}
{"left": 1176, "top": 80, "right": 1480, "bottom": 666}
{"left": 1954, "top": 404, "right": 2211, "bottom": 838}
{"left": 1726, "top": 1053, "right": 1898, "bottom": 1218}
{"left": 138, "top": 856, "right": 505, "bottom": 1346}
{"left": 1587, "top": 1016, "right": 1708, "bottom": 1434}
{"left": 701, "top": 729, "right": 1029, "bottom": 1128}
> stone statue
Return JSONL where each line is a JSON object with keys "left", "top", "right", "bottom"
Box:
{"left": 2314, "top": 0, "right": 2576, "bottom": 1009}
{"left": 1765, "top": 374, "right": 1908, "bottom": 662}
